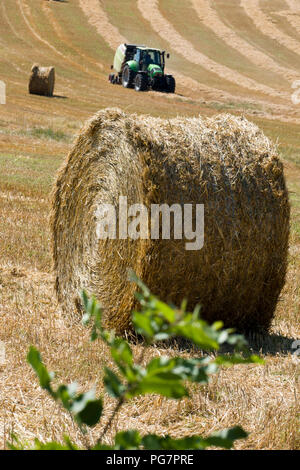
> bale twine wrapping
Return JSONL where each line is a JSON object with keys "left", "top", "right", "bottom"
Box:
{"left": 29, "top": 64, "right": 55, "bottom": 96}
{"left": 51, "top": 108, "right": 290, "bottom": 333}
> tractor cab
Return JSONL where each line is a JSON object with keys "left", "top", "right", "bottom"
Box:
{"left": 133, "top": 48, "right": 164, "bottom": 72}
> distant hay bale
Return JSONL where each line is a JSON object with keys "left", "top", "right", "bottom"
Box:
{"left": 51, "top": 108, "right": 290, "bottom": 334}
{"left": 29, "top": 64, "right": 55, "bottom": 97}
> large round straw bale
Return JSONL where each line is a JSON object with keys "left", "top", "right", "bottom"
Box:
{"left": 29, "top": 64, "right": 55, "bottom": 96}
{"left": 51, "top": 108, "right": 290, "bottom": 334}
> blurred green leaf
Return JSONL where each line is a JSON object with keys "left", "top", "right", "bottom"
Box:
{"left": 142, "top": 434, "right": 207, "bottom": 450}
{"left": 76, "top": 398, "right": 103, "bottom": 427}
{"left": 33, "top": 437, "right": 79, "bottom": 450}
{"left": 27, "top": 347, "right": 53, "bottom": 394}
{"left": 56, "top": 384, "right": 75, "bottom": 409}
{"left": 110, "top": 338, "right": 133, "bottom": 367}
{"left": 127, "top": 357, "right": 188, "bottom": 399}
{"left": 81, "top": 290, "right": 89, "bottom": 315}
{"left": 173, "top": 317, "right": 219, "bottom": 350}
{"left": 103, "top": 367, "right": 125, "bottom": 398}
{"left": 142, "top": 426, "right": 247, "bottom": 450}
{"left": 91, "top": 443, "right": 114, "bottom": 450}
{"left": 205, "top": 426, "right": 248, "bottom": 449}
{"left": 215, "top": 354, "right": 264, "bottom": 366}
{"left": 114, "top": 430, "right": 141, "bottom": 450}
{"left": 132, "top": 311, "right": 155, "bottom": 338}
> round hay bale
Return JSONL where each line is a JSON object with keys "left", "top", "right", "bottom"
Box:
{"left": 29, "top": 64, "right": 55, "bottom": 97}
{"left": 51, "top": 108, "right": 290, "bottom": 333}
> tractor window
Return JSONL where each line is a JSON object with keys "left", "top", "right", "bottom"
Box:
{"left": 142, "top": 50, "right": 161, "bottom": 66}
{"left": 134, "top": 50, "right": 141, "bottom": 63}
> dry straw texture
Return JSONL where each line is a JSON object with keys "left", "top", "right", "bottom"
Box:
{"left": 51, "top": 108, "right": 290, "bottom": 334}
{"left": 28, "top": 64, "right": 55, "bottom": 97}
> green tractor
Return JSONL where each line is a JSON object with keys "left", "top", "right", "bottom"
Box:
{"left": 108, "top": 43, "right": 176, "bottom": 93}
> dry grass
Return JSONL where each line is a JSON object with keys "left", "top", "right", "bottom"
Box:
{"left": 191, "top": 0, "right": 298, "bottom": 82}
{"left": 0, "top": 0, "right": 299, "bottom": 451}
{"left": 240, "top": 0, "right": 300, "bottom": 57}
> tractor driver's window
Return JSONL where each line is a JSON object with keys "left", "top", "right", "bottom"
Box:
{"left": 149, "top": 51, "right": 161, "bottom": 66}
{"left": 134, "top": 50, "right": 141, "bottom": 63}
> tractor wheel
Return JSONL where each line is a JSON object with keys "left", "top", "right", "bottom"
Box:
{"left": 165, "top": 75, "right": 176, "bottom": 93}
{"left": 151, "top": 78, "right": 163, "bottom": 91}
{"left": 134, "top": 73, "right": 148, "bottom": 92}
{"left": 122, "top": 66, "right": 135, "bottom": 88}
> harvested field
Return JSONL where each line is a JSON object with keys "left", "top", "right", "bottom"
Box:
{"left": 191, "top": 0, "right": 298, "bottom": 82}
{"left": 241, "top": 0, "right": 300, "bottom": 56}
{"left": 79, "top": 0, "right": 126, "bottom": 50}
{"left": 42, "top": 1, "right": 104, "bottom": 73}
{"left": 80, "top": 0, "right": 300, "bottom": 123}
{"left": 278, "top": 9, "right": 300, "bottom": 39}
{"left": 137, "top": 0, "right": 289, "bottom": 99}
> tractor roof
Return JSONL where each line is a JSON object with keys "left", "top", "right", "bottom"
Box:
{"left": 138, "top": 46, "right": 162, "bottom": 52}
{"left": 124, "top": 43, "right": 163, "bottom": 52}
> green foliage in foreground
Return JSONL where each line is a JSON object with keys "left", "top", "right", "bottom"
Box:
{"left": 9, "top": 273, "right": 263, "bottom": 450}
